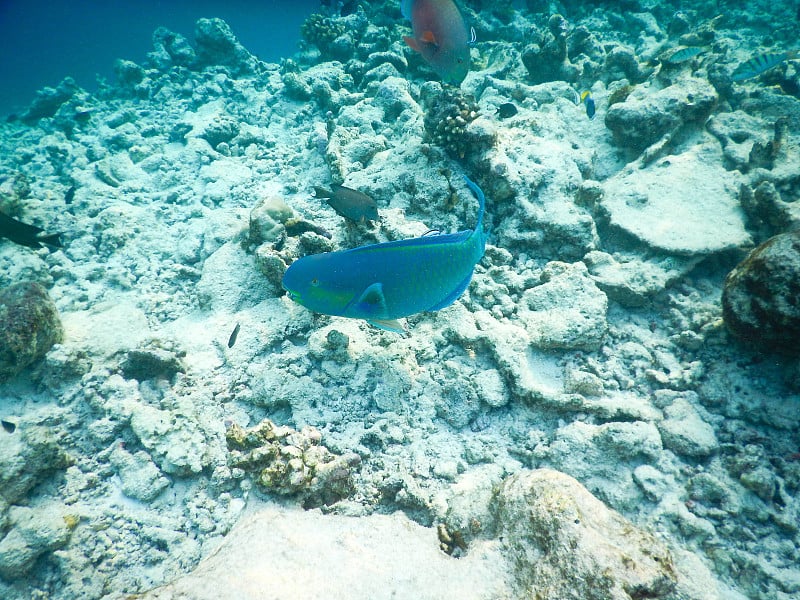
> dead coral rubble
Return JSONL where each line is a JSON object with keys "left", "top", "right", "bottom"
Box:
{"left": 226, "top": 419, "right": 361, "bottom": 508}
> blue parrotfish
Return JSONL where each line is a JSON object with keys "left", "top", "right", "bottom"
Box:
{"left": 282, "top": 176, "right": 488, "bottom": 334}
{"left": 401, "top": 0, "right": 471, "bottom": 85}
{"left": 732, "top": 50, "right": 798, "bottom": 81}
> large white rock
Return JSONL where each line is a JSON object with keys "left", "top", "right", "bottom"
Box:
{"left": 601, "top": 145, "right": 751, "bottom": 255}
{"left": 140, "top": 505, "right": 512, "bottom": 600}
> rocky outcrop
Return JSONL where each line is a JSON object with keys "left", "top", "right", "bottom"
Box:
{"left": 0, "top": 282, "right": 63, "bottom": 380}
{"left": 722, "top": 230, "right": 800, "bottom": 354}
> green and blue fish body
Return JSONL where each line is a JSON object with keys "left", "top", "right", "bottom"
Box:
{"left": 732, "top": 50, "right": 798, "bottom": 81}
{"left": 282, "top": 176, "right": 488, "bottom": 333}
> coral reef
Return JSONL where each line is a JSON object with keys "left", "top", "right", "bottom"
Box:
{"left": 0, "top": 1, "right": 799, "bottom": 598}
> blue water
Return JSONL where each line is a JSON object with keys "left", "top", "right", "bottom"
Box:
{"left": 0, "top": 0, "right": 321, "bottom": 116}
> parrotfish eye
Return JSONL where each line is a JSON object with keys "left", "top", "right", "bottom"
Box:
{"left": 311, "top": 278, "right": 320, "bottom": 287}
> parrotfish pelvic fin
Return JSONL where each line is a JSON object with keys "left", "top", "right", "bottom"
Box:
{"left": 368, "top": 318, "right": 408, "bottom": 335}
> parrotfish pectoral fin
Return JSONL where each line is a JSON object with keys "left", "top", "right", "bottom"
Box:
{"left": 367, "top": 318, "right": 408, "bottom": 335}
{"left": 346, "top": 282, "right": 388, "bottom": 317}
{"left": 403, "top": 35, "right": 421, "bottom": 53}
{"left": 421, "top": 30, "right": 437, "bottom": 44}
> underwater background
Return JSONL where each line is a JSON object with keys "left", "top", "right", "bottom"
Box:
{"left": 0, "top": 0, "right": 320, "bottom": 115}
{"left": 1, "top": 0, "right": 800, "bottom": 599}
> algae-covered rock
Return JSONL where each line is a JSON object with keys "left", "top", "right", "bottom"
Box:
{"left": 119, "top": 341, "right": 185, "bottom": 382}
{"left": 109, "top": 445, "right": 170, "bottom": 502}
{"left": 193, "top": 18, "right": 258, "bottom": 76}
{"left": 0, "top": 503, "right": 75, "bottom": 581}
{"left": 0, "top": 282, "right": 63, "bottom": 380}
{"left": 600, "top": 146, "right": 750, "bottom": 255}
{"left": 604, "top": 78, "right": 717, "bottom": 151}
{"left": 495, "top": 469, "right": 678, "bottom": 600}
{"left": 226, "top": 419, "right": 360, "bottom": 508}
{"left": 137, "top": 505, "right": 512, "bottom": 600}
{"left": 657, "top": 397, "right": 719, "bottom": 459}
{"left": 722, "top": 230, "right": 800, "bottom": 354}
{"left": 0, "top": 422, "right": 72, "bottom": 505}
{"left": 518, "top": 261, "right": 608, "bottom": 351}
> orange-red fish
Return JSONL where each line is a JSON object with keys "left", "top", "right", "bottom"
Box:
{"left": 402, "top": 0, "right": 470, "bottom": 85}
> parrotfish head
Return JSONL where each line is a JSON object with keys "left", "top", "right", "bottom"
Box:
{"left": 425, "top": 45, "right": 470, "bottom": 85}
{"left": 281, "top": 253, "right": 352, "bottom": 316}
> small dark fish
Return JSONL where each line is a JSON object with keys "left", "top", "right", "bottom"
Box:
{"left": 732, "top": 50, "right": 798, "bottom": 81}
{"left": 64, "top": 184, "right": 76, "bottom": 204}
{"left": 580, "top": 90, "right": 596, "bottom": 120}
{"left": 0, "top": 210, "right": 62, "bottom": 249}
{"left": 1, "top": 419, "right": 16, "bottom": 433}
{"left": 314, "top": 185, "right": 379, "bottom": 224}
{"left": 495, "top": 103, "right": 518, "bottom": 119}
{"left": 227, "top": 322, "right": 241, "bottom": 348}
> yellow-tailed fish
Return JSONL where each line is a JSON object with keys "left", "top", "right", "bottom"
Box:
{"left": 402, "top": 0, "right": 471, "bottom": 85}
{"left": 282, "top": 176, "right": 488, "bottom": 334}
{"left": 580, "top": 90, "right": 596, "bottom": 120}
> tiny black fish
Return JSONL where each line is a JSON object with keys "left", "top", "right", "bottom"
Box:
{"left": 0, "top": 210, "right": 62, "bottom": 249}
{"left": 495, "top": 103, "right": 518, "bottom": 119}
{"left": 314, "top": 185, "right": 379, "bottom": 224}
{"left": 64, "top": 184, "right": 76, "bottom": 204}
{"left": 227, "top": 322, "right": 241, "bottom": 348}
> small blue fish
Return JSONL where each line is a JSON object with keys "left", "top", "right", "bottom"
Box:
{"left": 732, "top": 50, "right": 798, "bottom": 81}
{"left": 580, "top": 90, "right": 596, "bottom": 120}
{"left": 282, "top": 176, "right": 488, "bottom": 334}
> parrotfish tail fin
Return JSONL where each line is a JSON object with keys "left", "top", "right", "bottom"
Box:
{"left": 400, "top": 0, "right": 413, "bottom": 20}
{"left": 462, "top": 175, "right": 487, "bottom": 240}
{"left": 368, "top": 318, "right": 408, "bottom": 335}
{"left": 37, "top": 232, "right": 63, "bottom": 248}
